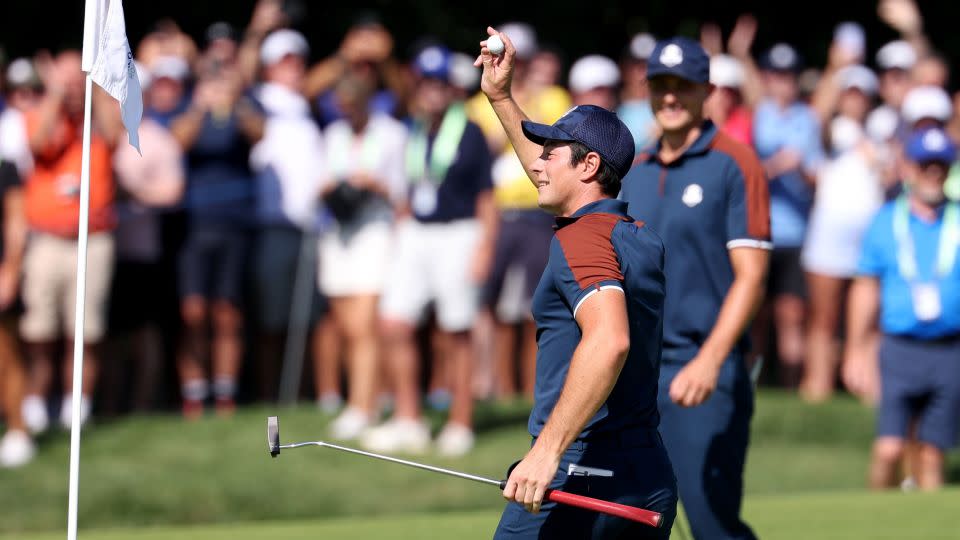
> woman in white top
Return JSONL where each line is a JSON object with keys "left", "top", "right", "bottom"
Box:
{"left": 801, "top": 98, "right": 886, "bottom": 401}
{"left": 319, "top": 75, "right": 407, "bottom": 440}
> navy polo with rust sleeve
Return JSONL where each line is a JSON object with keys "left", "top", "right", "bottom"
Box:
{"left": 528, "top": 198, "right": 666, "bottom": 439}
{"left": 620, "top": 120, "right": 771, "bottom": 362}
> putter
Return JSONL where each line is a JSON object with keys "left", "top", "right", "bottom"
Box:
{"left": 267, "top": 416, "right": 662, "bottom": 528}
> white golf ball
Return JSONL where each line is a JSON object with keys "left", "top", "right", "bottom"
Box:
{"left": 487, "top": 35, "right": 505, "bottom": 56}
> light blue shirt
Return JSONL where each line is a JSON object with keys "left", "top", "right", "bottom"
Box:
{"left": 753, "top": 99, "right": 824, "bottom": 248}
{"left": 858, "top": 202, "right": 960, "bottom": 339}
{"left": 618, "top": 100, "right": 657, "bottom": 154}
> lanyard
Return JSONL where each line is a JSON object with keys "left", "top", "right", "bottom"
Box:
{"left": 893, "top": 195, "right": 960, "bottom": 281}
{"left": 328, "top": 121, "right": 381, "bottom": 179}
{"left": 405, "top": 102, "right": 468, "bottom": 185}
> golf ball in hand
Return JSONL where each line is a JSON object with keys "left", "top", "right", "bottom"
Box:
{"left": 487, "top": 35, "right": 505, "bottom": 55}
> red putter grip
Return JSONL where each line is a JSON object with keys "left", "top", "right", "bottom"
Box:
{"left": 545, "top": 489, "right": 663, "bottom": 528}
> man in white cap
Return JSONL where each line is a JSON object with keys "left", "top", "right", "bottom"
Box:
{"left": 248, "top": 29, "right": 326, "bottom": 403}
{"left": 568, "top": 55, "right": 620, "bottom": 110}
{"left": 902, "top": 85, "right": 953, "bottom": 130}
{"left": 618, "top": 33, "right": 658, "bottom": 152}
{"left": 0, "top": 58, "right": 42, "bottom": 177}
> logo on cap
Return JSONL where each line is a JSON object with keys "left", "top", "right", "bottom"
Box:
{"left": 770, "top": 44, "right": 797, "bottom": 70}
{"left": 923, "top": 129, "right": 948, "bottom": 151}
{"left": 682, "top": 183, "right": 703, "bottom": 207}
{"left": 419, "top": 47, "right": 446, "bottom": 71}
{"left": 660, "top": 44, "right": 684, "bottom": 68}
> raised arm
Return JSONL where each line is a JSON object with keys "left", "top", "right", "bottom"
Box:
{"left": 475, "top": 26, "right": 542, "bottom": 185}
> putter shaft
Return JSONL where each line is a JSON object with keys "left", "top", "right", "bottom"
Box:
{"left": 280, "top": 441, "right": 502, "bottom": 487}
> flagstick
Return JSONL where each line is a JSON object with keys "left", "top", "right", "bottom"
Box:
{"left": 66, "top": 73, "right": 94, "bottom": 540}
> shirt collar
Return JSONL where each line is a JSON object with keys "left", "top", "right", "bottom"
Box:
{"left": 554, "top": 198, "right": 630, "bottom": 229}
{"left": 641, "top": 120, "right": 718, "bottom": 164}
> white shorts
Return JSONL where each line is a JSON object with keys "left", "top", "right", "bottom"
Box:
{"left": 319, "top": 221, "right": 393, "bottom": 297}
{"left": 379, "top": 219, "right": 481, "bottom": 332}
{"left": 801, "top": 204, "right": 875, "bottom": 278}
{"left": 20, "top": 232, "right": 115, "bottom": 342}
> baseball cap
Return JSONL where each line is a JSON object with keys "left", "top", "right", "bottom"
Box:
{"left": 626, "top": 33, "right": 657, "bottom": 62}
{"left": 150, "top": 56, "right": 190, "bottom": 82}
{"left": 5, "top": 58, "right": 41, "bottom": 90}
{"left": 260, "top": 29, "right": 309, "bottom": 65}
{"left": 865, "top": 105, "right": 900, "bottom": 143}
{"left": 710, "top": 54, "right": 744, "bottom": 89}
{"left": 449, "top": 52, "right": 480, "bottom": 91}
{"left": 876, "top": 40, "right": 917, "bottom": 71}
{"left": 901, "top": 85, "right": 953, "bottom": 125}
{"left": 568, "top": 55, "right": 620, "bottom": 94}
{"left": 521, "top": 104, "right": 636, "bottom": 179}
{"left": 837, "top": 65, "right": 878, "bottom": 96}
{"left": 205, "top": 21, "right": 237, "bottom": 45}
{"left": 905, "top": 127, "right": 957, "bottom": 164}
{"left": 646, "top": 37, "right": 710, "bottom": 84}
{"left": 413, "top": 45, "right": 452, "bottom": 82}
{"left": 498, "top": 22, "right": 537, "bottom": 61}
{"left": 759, "top": 43, "right": 803, "bottom": 73}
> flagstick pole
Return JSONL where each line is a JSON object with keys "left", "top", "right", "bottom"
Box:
{"left": 67, "top": 73, "right": 94, "bottom": 540}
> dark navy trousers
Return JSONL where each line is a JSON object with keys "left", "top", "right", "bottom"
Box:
{"left": 493, "top": 429, "right": 678, "bottom": 539}
{"left": 657, "top": 353, "right": 756, "bottom": 540}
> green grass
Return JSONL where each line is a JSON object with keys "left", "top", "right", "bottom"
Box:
{"left": 1, "top": 391, "right": 959, "bottom": 537}
{"left": 8, "top": 490, "right": 960, "bottom": 540}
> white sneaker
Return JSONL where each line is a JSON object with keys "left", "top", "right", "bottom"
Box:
{"left": 0, "top": 430, "right": 36, "bottom": 468}
{"left": 317, "top": 393, "right": 344, "bottom": 415}
{"left": 21, "top": 395, "right": 48, "bottom": 435}
{"left": 435, "top": 423, "right": 475, "bottom": 457}
{"left": 360, "top": 417, "right": 430, "bottom": 454}
{"left": 329, "top": 407, "right": 372, "bottom": 441}
{"left": 59, "top": 395, "right": 92, "bottom": 430}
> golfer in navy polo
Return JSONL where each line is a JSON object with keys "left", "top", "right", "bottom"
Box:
{"left": 844, "top": 127, "right": 960, "bottom": 491}
{"left": 621, "top": 38, "right": 770, "bottom": 539}
{"left": 476, "top": 28, "right": 677, "bottom": 539}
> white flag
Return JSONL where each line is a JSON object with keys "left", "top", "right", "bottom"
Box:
{"left": 82, "top": 0, "right": 142, "bottom": 153}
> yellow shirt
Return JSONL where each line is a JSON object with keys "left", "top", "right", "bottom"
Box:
{"left": 466, "top": 85, "right": 572, "bottom": 209}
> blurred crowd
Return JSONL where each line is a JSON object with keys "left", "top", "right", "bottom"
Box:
{"left": 0, "top": 0, "right": 958, "bottom": 476}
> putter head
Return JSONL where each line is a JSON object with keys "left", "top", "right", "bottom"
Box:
{"left": 267, "top": 416, "right": 280, "bottom": 458}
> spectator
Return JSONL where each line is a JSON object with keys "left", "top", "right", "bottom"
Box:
{"left": 19, "top": 51, "right": 119, "bottom": 432}
{"left": 305, "top": 14, "right": 406, "bottom": 126}
{"left": 752, "top": 43, "right": 823, "bottom": 392}
{"left": 143, "top": 55, "right": 191, "bottom": 128}
{"left": 901, "top": 85, "right": 952, "bottom": 131}
{"left": 103, "top": 63, "right": 185, "bottom": 414}
{"left": 618, "top": 32, "right": 658, "bottom": 153}
{"left": 567, "top": 54, "right": 619, "bottom": 110}
{"left": 247, "top": 29, "right": 326, "bottom": 403}
{"left": 319, "top": 73, "right": 407, "bottom": 439}
{"left": 705, "top": 54, "right": 752, "bottom": 146}
{"left": 844, "top": 126, "right": 960, "bottom": 491}
{"left": 0, "top": 58, "right": 41, "bottom": 177}
{"left": 363, "top": 45, "right": 495, "bottom": 456}
{"left": 801, "top": 116, "right": 885, "bottom": 399}
{"left": 169, "top": 42, "right": 264, "bottom": 418}
{"left": 0, "top": 158, "right": 31, "bottom": 467}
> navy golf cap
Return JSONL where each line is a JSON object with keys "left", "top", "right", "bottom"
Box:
{"left": 646, "top": 37, "right": 710, "bottom": 84}
{"left": 413, "top": 45, "right": 452, "bottom": 82}
{"left": 521, "top": 105, "right": 636, "bottom": 179}
{"left": 905, "top": 127, "right": 957, "bottom": 164}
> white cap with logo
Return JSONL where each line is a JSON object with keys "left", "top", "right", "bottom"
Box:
{"left": 260, "top": 29, "right": 309, "bottom": 66}
{"left": 568, "top": 55, "right": 620, "bottom": 94}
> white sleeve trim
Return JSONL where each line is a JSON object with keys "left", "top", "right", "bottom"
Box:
{"left": 573, "top": 285, "right": 625, "bottom": 318}
{"left": 727, "top": 239, "right": 774, "bottom": 250}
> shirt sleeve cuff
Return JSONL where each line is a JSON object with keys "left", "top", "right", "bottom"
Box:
{"left": 573, "top": 282, "right": 625, "bottom": 318}
{"left": 727, "top": 239, "right": 774, "bottom": 250}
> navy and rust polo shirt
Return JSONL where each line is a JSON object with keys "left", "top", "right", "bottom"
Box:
{"left": 620, "top": 120, "right": 770, "bottom": 363}
{"left": 528, "top": 198, "right": 666, "bottom": 439}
